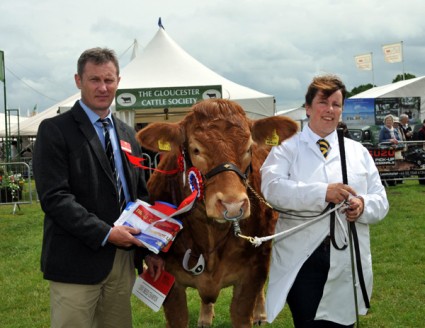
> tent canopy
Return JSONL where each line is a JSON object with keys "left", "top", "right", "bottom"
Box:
{"left": 0, "top": 113, "right": 28, "bottom": 137}
{"left": 10, "top": 27, "right": 275, "bottom": 137}
{"left": 350, "top": 76, "right": 425, "bottom": 121}
{"left": 118, "top": 28, "right": 275, "bottom": 120}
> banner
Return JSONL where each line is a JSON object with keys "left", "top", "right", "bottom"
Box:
{"left": 115, "top": 85, "right": 222, "bottom": 110}
{"left": 382, "top": 42, "right": 403, "bottom": 63}
{"left": 0, "top": 50, "right": 5, "bottom": 83}
{"left": 354, "top": 53, "right": 373, "bottom": 70}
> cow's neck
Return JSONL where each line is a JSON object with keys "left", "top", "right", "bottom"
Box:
{"left": 182, "top": 206, "right": 233, "bottom": 269}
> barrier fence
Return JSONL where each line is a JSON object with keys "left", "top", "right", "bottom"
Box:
{"left": 0, "top": 161, "right": 34, "bottom": 214}
{"left": 370, "top": 141, "right": 425, "bottom": 185}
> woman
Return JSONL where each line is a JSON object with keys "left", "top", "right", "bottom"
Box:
{"left": 261, "top": 74, "right": 389, "bottom": 327}
{"left": 379, "top": 114, "right": 401, "bottom": 146}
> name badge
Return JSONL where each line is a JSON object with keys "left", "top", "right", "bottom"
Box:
{"left": 120, "top": 140, "right": 132, "bottom": 153}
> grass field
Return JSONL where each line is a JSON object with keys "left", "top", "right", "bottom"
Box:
{"left": 1, "top": 180, "right": 424, "bottom": 327}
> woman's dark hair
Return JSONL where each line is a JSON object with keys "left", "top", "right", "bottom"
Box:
{"left": 305, "top": 74, "right": 347, "bottom": 106}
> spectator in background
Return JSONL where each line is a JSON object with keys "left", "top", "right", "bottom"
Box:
{"left": 399, "top": 113, "right": 413, "bottom": 140}
{"left": 393, "top": 117, "right": 407, "bottom": 150}
{"left": 379, "top": 114, "right": 401, "bottom": 147}
{"left": 417, "top": 119, "right": 425, "bottom": 141}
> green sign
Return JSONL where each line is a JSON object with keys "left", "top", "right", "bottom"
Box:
{"left": 115, "top": 85, "right": 222, "bottom": 110}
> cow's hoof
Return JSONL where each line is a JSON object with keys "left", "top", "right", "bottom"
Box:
{"left": 197, "top": 324, "right": 212, "bottom": 328}
{"left": 253, "top": 319, "right": 267, "bottom": 326}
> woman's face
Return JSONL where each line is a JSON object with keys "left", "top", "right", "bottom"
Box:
{"left": 306, "top": 90, "right": 343, "bottom": 138}
{"left": 385, "top": 117, "right": 393, "bottom": 128}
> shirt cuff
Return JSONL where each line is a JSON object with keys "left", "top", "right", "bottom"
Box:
{"left": 102, "top": 228, "right": 112, "bottom": 246}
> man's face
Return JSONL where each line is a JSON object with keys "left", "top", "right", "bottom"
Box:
{"left": 74, "top": 61, "right": 120, "bottom": 115}
{"left": 306, "top": 90, "right": 343, "bottom": 138}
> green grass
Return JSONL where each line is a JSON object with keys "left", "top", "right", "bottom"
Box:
{"left": 1, "top": 180, "right": 424, "bottom": 327}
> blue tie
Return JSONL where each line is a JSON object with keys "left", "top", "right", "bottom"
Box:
{"left": 100, "top": 119, "right": 126, "bottom": 212}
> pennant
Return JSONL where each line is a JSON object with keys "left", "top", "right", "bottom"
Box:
{"left": 354, "top": 53, "right": 373, "bottom": 71}
{"left": 382, "top": 42, "right": 403, "bottom": 63}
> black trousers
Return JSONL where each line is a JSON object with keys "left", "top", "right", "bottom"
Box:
{"left": 287, "top": 237, "right": 354, "bottom": 328}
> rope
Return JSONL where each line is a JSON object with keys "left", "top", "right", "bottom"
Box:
{"left": 236, "top": 202, "right": 348, "bottom": 247}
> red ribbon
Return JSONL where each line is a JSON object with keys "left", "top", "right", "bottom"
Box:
{"left": 125, "top": 152, "right": 180, "bottom": 175}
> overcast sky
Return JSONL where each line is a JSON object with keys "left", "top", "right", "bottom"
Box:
{"left": 1, "top": 0, "right": 425, "bottom": 116}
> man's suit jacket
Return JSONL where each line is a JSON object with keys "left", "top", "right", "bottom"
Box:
{"left": 33, "top": 101, "right": 149, "bottom": 284}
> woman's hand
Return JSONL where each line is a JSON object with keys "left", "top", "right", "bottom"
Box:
{"left": 343, "top": 196, "right": 364, "bottom": 222}
{"left": 326, "top": 183, "right": 356, "bottom": 204}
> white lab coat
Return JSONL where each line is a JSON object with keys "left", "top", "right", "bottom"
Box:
{"left": 260, "top": 125, "right": 389, "bottom": 325}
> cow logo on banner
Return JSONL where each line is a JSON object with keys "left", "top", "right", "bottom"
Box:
{"left": 116, "top": 93, "right": 137, "bottom": 107}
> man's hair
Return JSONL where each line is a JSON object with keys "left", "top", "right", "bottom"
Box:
{"left": 77, "top": 47, "right": 119, "bottom": 77}
{"left": 400, "top": 113, "right": 409, "bottom": 120}
{"left": 305, "top": 74, "right": 347, "bottom": 106}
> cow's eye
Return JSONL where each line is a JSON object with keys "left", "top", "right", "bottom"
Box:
{"left": 193, "top": 148, "right": 200, "bottom": 155}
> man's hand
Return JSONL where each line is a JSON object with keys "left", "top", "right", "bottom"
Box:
{"left": 108, "top": 225, "right": 144, "bottom": 248}
{"left": 145, "top": 254, "right": 165, "bottom": 282}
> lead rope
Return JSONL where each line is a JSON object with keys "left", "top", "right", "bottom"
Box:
{"left": 234, "top": 201, "right": 348, "bottom": 247}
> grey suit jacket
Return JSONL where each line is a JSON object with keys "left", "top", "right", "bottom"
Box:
{"left": 33, "top": 101, "right": 149, "bottom": 284}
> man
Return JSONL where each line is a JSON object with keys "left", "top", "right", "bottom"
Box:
{"left": 261, "top": 75, "right": 389, "bottom": 327}
{"left": 33, "top": 47, "right": 163, "bottom": 328}
{"left": 418, "top": 119, "right": 425, "bottom": 139}
{"left": 399, "top": 113, "right": 413, "bottom": 141}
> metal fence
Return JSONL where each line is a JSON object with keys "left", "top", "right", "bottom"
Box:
{"left": 0, "top": 161, "right": 34, "bottom": 213}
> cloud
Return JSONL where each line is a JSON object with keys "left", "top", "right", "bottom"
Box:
{"left": 1, "top": 0, "right": 425, "bottom": 114}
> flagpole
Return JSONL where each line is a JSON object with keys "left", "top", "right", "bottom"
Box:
{"left": 1, "top": 50, "right": 10, "bottom": 162}
{"left": 401, "top": 41, "right": 405, "bottom": 80}
{"left": 371, "top": 52, "right": 375, "bottom": 86}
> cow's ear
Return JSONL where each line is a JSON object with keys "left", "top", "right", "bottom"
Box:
{"left": 136, "top": 122, "right": 184, "bottom": 153}
{"left": 251, "top": 116, "right": 299, "bottom": 148}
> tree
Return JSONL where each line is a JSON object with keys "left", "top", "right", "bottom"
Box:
{"left": 392, "top": 73, "right": 416, "bottom": 83}
{"left": 347, "top": 83, "right": 374, "bottom": 98}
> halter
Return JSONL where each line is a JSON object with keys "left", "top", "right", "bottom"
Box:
{"left": 204, "top": 162, "right": 249, "bottom": 181}
{"left": 181, "top": 152, "right": 252, "bottom": 275}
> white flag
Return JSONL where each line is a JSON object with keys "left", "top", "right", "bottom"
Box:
{"left": 382, "top": 42, "right": 403, "bottom": 63}
{"left": 354, "top": 53, "right": 373, "bottom": 70}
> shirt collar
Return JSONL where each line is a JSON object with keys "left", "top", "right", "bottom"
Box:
{"left": 304, "top": 124, "right": 337, "bottom": 146}
{"left": 79, "top": 100, "right": 114, "bottom": 127}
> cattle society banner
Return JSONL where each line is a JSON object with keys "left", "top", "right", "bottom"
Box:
{"left": 115, "top": 85, "right": 222, "bottom": 110}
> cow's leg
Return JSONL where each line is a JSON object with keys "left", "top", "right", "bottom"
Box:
{"left": 230, "top": 278, "right": 266, "bottom": 328}
{"left": 197, "top": 302, "right": 215, "bottom": 328}
{"left": 252, "top": 289, "right": 267, "bottom": 326}
{"left": 163, "top": 283, "right": 189, "bottom": 328}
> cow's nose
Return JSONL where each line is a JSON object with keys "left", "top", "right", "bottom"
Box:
{"left": 221, "top": 201, "right": 246, "bottom": 218}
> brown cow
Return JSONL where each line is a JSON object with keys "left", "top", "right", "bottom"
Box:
{"left": 136, "top": 99, "right": 298, "bottom": 328}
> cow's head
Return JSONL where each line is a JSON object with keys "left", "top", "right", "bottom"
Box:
{"left": 137, "top": 99, "right": 298, "bottom": 223}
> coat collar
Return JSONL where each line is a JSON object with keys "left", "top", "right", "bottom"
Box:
{"left": 70, "top": 101, "right": 115, "bottom": 182}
